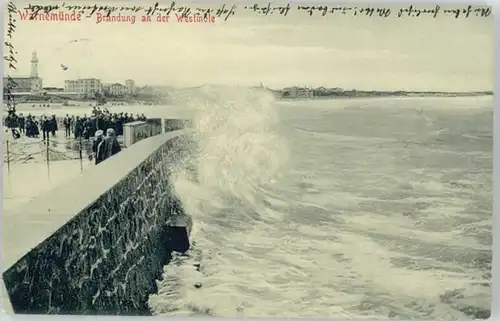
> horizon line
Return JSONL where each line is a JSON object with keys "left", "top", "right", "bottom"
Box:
{"left": 35, "top": 83, "right": 493, "bottom": 94}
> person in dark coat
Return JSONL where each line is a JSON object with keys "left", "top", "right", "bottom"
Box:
{"left": 25, "top": 115, "right": 39, "bottom": 138}
{"left": 5, "top": 112, "right": 19, "bottom": 138}
{"left": 18, "top": 113, "right": 25, "bottom": 135}
{"left": 96, "top": 128, "right": 121, "bottom": 163}
{"left": 74, "top": 116, "right": 83, "bottom": 139}
{"left": 50, "top": 115, "right": 58, "bottom": 137}
{"left": 91, "top": 130, "right": 105, "bottom": 165}
{"left": 6, "top": 112, "right": 21, "bottom": 139}
{"left": 41, "top": 116, "right": 51, "bottom": 143}
{"left": 115, "top": 115, "right": 124, "bottom": 136}
{"left": 25, "top": 117, "right": 34, "bottom": 137}
{"left": 63, "top": 114, "right": 71, "bottom": 137}
{"left": 82, "top": 118, "right": 92, "bottom": 140}
{"left": 89, "top": 115, "right": 97, "bottom": 138}
{"left": 97, "top": 114, "right": 106, "bottom": 132}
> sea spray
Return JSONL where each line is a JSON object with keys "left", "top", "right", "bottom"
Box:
{"left": 148, "top": 85, "right": 291, "bottom": 315}
{"left": 148, "top": 96, "right": 492, "bottom": 319}
{"left": 165, "top": 85, "right": 290, "bottom": 219}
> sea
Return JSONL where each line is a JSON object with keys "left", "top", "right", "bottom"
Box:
{"left": 3, "top": 89, "right": 493, "bottom": 319}
{"left": 147, "top": 87, "right": 492, "bottom": 320}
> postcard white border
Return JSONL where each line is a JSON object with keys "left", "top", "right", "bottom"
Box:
{"left": 491, "top": 0, "right": 498, "bottom": 319}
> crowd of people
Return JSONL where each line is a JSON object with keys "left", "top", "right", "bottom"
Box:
{"left": 5, "top": 107, "right": 148, "bottom": 141}
{"left": 62, "top": 107, "right": 147, "bottom": 140}
{"left": 4, "top": 112, "right": 59, "bottom": 141}
{"left": 4, "top": 106, "right": 149, "bottom": 165}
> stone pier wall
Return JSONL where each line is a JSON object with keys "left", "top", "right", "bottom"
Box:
{"left": 2, "top": 130, "right": 193, "bottom": 315}
{"left": 123, "top": 121, "right": 155, "bottom": 147}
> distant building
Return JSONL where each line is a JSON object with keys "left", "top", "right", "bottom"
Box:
{"left": 3, "top": 51, "right": 43, "bottom": 94}
{"left": 102, "top": 83, "right": 111, "bottom": 95}
{"left": 109, "top": 83, "right": 126, "bottom": 96}
{"left": 283, "top": 86, "right": 313, "bottom": 98}
{"left": 314, "top": 86, "right": 327, "bottom": 95}
{"left": 313, "top": 86, "right": 344, "bottom": 96}
{"left": 3, "top": 77, "right": 33, "bottom": 93}
{"left": 101, "top": 82, "right": 130, "bottom": 97}
{"left": 125, "top": 79, "right": 136, "bottom": 95}
{"left": 64, "top": 78, "right": 102, "bottom": 97}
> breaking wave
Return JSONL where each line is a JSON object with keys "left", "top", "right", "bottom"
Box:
{"left": 148, "top": 85, "right": 291, "bottom": 316}
{"left": 148, "top": 93, "right": 492, "bottom": 319}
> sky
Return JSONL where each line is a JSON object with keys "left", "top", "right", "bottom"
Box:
{"left": 3, "top": 1, "right": 494, "bottom": 91}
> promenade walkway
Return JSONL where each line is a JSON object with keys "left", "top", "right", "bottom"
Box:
{"left": 2, "top": 133, "right": 96, "bottom": 212}
{"left": 3, "top": 159, "right": 93, "bottom": 212}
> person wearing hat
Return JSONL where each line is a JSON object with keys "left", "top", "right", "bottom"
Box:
{"left": 90, "top": 130, "right": 104, "bottom": 164}
{"left": 96, "top": 128, "right": 122, "bottom": 164}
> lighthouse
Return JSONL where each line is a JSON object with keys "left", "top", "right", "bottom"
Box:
{"left": 30, "top": 50, "right": 42, "bottom": 93}
{"left": 2, "top": 50, "right": 43, "bottom": 94}
{"left": 30, "top": 51, "right": 38, "bottom": 78}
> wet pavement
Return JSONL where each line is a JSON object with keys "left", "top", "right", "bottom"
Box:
{"left": 3, "top": 132, "right": 97, "bottom": 212}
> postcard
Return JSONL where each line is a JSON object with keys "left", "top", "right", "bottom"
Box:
{"left": 2, "top": 1, "right": 493, "bottom": 319}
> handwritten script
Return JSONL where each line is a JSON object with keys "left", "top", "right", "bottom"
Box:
{"left": 22, "top": 2, "right": 492, "bottom": 22}
{"left": 5, "top": 0, "right": 18, "bottom": 70}
{"left": 4, "top": 0, "right": 18, "bottom": 113}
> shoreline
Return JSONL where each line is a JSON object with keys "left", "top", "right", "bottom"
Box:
{"left": 278, "top": 93, "right": 493, "bottom": 101}
{"left": 3, "top": 92, "right": 492, "bottom": 109}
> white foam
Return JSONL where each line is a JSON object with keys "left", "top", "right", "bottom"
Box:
{"left": 148, "top": 92, "right": 491, "bottom": 319}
